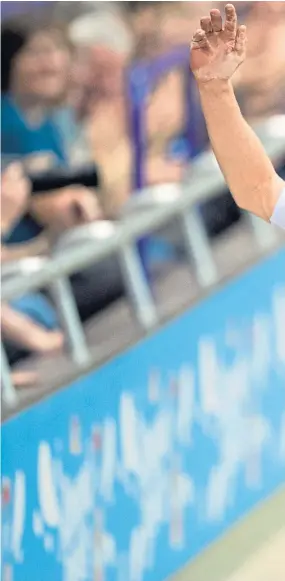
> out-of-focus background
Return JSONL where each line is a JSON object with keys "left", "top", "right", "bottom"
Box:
{"left": 1, "top": 2, "right": 285, "bottom": 581}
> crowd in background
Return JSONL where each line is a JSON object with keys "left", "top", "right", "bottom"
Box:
{"left": 1, "top": 1, "right": 285, "bottom": 388}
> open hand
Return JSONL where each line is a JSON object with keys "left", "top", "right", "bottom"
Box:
{"left": 190, "top": 4, "right": 247, "bottom": 83}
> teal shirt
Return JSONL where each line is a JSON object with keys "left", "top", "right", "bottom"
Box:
{"left": 1, "top": 94, "right": 68, "bottom": 243}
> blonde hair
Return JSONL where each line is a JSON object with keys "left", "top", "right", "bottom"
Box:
{"left": 69, "top": 10, "right": 134, "bottom": 56}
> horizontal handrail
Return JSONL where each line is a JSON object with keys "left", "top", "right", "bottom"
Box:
{"left": 1, "top": 116, "right": 284, "bottom": 409}
{"left": 2, "top": 116, "right": 285, "bottom": 303}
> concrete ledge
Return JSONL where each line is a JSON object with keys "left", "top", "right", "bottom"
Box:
{"left": 170, "top": 486, "right": 285, "bottom": 581}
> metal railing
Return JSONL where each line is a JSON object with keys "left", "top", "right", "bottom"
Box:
{"left": 1, "top": 116, "right": 285, "bottom": 407}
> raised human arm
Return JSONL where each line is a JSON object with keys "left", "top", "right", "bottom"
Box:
{"left": 190, "top": 4, "right": 284, "bottom": 222}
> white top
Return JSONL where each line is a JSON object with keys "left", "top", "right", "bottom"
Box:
{"left": 270, "top": 187, "right": 285, "bottom": 230}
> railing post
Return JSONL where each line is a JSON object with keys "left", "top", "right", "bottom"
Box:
{"left": 119, "top": 243, "right": 158, "bottom": 330}
{"left": 248, "top": 214, "right": 278, "bottom": 250}
{"left": 1, "top": 343, "right": 18, "bottom": 407}
{"left": 50, "top": 277, "right": 91, "bottom": 366}
{"left": 180, "top": 207, "right": 219, "bottom": 287}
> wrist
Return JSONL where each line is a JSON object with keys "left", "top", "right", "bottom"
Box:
{"left": 197, "top": 78, "right": 232, "bottom": 96}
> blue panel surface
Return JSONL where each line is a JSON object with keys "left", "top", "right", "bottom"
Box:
{"left": 2, "top": 249, "right": 285, "bottom": 581}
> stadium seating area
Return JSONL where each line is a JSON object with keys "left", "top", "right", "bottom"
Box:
{"left": 1, "top": 0, "right": 285, "bottom": 407}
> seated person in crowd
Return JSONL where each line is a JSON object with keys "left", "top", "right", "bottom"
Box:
{"left": 68, "top": 7, "right": 188, "bottom": 210}
{"left": 1, "top": 17, "right": 101, "bottom": 236}
{"left": 1, "top": 163, "right": 64, "bottom": 381}
{"left": 125, "top": 1, "right": 215, "bottom": 54}
{"left": 232, "top": 1, "right": 285, "bottom": 120}
{"left": 69, "top": 4, "right": 239, "bottom": 257}
{"left": 1, "top": 17, "right": 124, "bottom": 321}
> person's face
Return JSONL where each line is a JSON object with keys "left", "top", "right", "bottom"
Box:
{"left": 11, "top": 30, "right": 71, "bottom": 102}
{"left": 70, "top": 45, "right": 127, "bottom": 112}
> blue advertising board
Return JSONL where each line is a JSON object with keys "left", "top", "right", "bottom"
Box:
{"left": 2, "top": 248, "right": 285, "bottom": 581}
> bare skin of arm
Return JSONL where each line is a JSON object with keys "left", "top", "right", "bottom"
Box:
{"left": 1, "top": 235, "right": 49, "bottom": 263}
{"left": 12, "top": 370, "right": 38, "bottom": 389}
{"left": 30, "top": 186, "right": 102, "bottom": 232}
{"left": 1, "top": 163, "right": 50, "bottom": 261}
{"left": 1, "top": 163, "right": 30, "bottom": 235}
{"left": 1, "top": 304, "right": 63, "bottom": 354}
{"left": 1, "top": 187, "right": 103, "bottom": 262}
{"left": 190, "top": 4, "right": 284, "bottom": 221}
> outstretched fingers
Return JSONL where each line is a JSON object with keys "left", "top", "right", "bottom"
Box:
{"left": 224, "top": 4, "right": 237, "bottom": 42}
{"left": 200, "top": 16, "right": 213, "bottom": 34}
{"left": 191, "top": 29, "right": 213, "bottom": 53}
{"left": 210, "top": 9, "right": 223, "bottom": 33}
{"left": 235, "top": 25, "right": 247, "bottom": 56}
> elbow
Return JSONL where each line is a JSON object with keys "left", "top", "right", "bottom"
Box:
{"left": 232, "top": 191, "right": 268, "bottom": 222}
{"left": 233, "top": 175, "right": 284, "bottom": 223}
{"left": 262, "top": 175, "right": 285, "bottom": 222}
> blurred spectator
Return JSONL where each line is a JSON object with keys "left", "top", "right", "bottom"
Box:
{"left": 1, "top": 17, "right": 101, "bottom": 239}
{"left": 158, "top": 2, "right": 215, "bottom": 49}
{"left": 1, "top": 302, "right": 63, "bottom": 358}
{"left": 1, "top": 164, "right": 64, "bottom": 373}
{"left": 1, "top": 16, "right": 124, "bottom": 321}
{"left": 232, "top": 1, "right": 285, "bottom": 119}
{"left": 9, "top": 369, "right": 38, "bottom": 389}
{"left": 69, "top": 6, "right": 188, "bottom": 211}
{"left": 1, "top": 162, "right": 48, "bottom": 261}
{"left": 124, "top": 1, "right": 161, "bottom": 59}
{"left": 1, "top": 162, "right": 30, "bottom": 237}
{"left": 125, "top": 1, "right": 215, "bottom": 55}
{"left": 68, "top": 7, "right": 134, "bottom": 212}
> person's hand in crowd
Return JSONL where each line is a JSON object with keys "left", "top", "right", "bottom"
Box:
{"left": 190, "top": 4, "right": 247, "bottom": 83}
{"left": 1, "top": 161, "right": 51, "bottom": 263}
{"left": 30, "top": 186, "right": 103, "bottom": 234}
{"left": 1, "top": 304, "right": 64, "bottom": 356}
{"left": 146, "top": 156, "right": 185, "bottom": 186}
{"left": 11, "top": 370, "right": 39, "bottom": 389}
{"left": 1, "top": 163, "right": 30, "bottom": 235}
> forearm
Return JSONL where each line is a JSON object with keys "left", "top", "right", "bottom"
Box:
{"left": 1, "top": 304, "right": 34, "bottom": 348}
{"left": 1, "top": 235, "right": 49, "bottom": 263}
{"left": 198, "top": 79, "right": 284, "bottom": 220}
{"left": 30, "top": 192, "right": 61, "bottom": 227}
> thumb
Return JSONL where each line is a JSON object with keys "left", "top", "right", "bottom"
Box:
{"left": 73, "top": 191, "right": 102, "bottom": 222}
